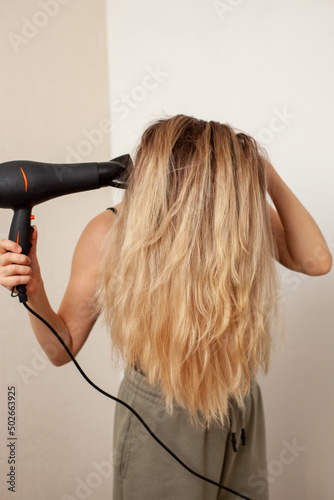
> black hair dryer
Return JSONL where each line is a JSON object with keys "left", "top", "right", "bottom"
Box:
{"left": 0, "top": 154, "right": 132, "bottom": 302}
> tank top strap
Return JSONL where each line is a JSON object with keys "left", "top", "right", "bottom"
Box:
{"left": 106, "top": 207, "right": 118, "bottom": 214}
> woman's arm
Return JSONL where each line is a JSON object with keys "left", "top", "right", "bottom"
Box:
{"left": 0, "top": 208, "right": 119, "bottom": 366}
{"left": 266, "top": 161, "right": 332, "bottom": 276}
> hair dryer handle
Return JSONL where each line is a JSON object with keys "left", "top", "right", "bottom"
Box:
{"left": 8, "top": 208, "right": 33, "bottom": 303}
{"left": 9, "top": 208, "right": 33, "bottom": 256}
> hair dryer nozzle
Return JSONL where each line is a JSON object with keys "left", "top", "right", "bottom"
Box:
{"left": 98, "top": 154, "right": 132, "bottom": 189}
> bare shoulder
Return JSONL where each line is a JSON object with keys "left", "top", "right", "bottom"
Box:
{"left": 71, "top": 209, "right": 119, "bottom": 266}
{"left": 113, "top": 200, "right": 124, "bottom": 212}
{"left": 82, "top": 200, "right": 124, "bottom": 244}
{"left": 83, "top": 210, "right": 116, "bottom": 240}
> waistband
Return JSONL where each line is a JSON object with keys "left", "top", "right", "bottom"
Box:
{"left": 123, "top": 365, "right": 167, "bottom": 406}
{"left": 122, "top": 366, "right": 253, "bottom": 452}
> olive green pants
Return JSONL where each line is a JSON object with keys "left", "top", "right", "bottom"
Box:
{"left": 113, "top": 367, "right": 269, "bottom": 500}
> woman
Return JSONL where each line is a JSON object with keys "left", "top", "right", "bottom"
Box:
{"left": 0, "top": 115, "right": 332, "bottom": 500}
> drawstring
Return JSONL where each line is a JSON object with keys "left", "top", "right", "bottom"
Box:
{"left": 229, "top": 398, "right": 247, "bottom": 453}
{"left": 230, "top": 403, "right": 238, "bottom": 452}
{"left": 241, "top": 409, "right": 246, "bottom": 446}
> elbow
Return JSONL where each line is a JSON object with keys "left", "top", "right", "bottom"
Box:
{"left": 51, "top": 358, "right": 69, "bottom": 367}
{"left": 49, "top": 333, "right": 76, "bottom": 367}
{"left": 49, "top": 351, "right": 74, "bottom": 367}
{"left": 303, "top": 256, "right": 333, "bottom": 276}
{"left": 316, "top": 257, "right": 333, "bottom": 275}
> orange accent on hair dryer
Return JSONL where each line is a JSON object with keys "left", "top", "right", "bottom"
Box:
{"left": 20, "top": 167, "right": 28, "bottom": 192}
{"left": 16, "top": 231, "right": 20, "bottom": 245}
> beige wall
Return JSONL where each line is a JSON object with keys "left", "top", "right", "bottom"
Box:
{"left": 0, "top": 2, "right": 120, "bottom": 499}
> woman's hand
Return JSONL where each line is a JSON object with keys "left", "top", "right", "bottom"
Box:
{"left": 0, "top": 226, "right": 42, "bottom": 296}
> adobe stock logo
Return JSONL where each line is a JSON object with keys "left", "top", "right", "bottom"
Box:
{"left": 212, "top": 0, "right": 245, "bottom": 21}
{"left": 65, "top": 65, "right": 169, "bottom": 163}
{"left": 248, "top": 439, "right": 306, "bottom": 494}
{"left": 8, "top": 0, "right": 72, "bottom": 53}
{"left": 256, "top": 107, "right": 296, "bottom": 145}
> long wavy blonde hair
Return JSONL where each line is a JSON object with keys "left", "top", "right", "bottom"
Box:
{"left": 95, "top": 114, "right": 285, "bottom": 428}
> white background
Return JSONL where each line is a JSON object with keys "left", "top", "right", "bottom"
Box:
{"left": 106, "top": 0, "right": 334, "bottom": 499}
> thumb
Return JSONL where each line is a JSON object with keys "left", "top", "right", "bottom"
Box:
{"left": 29, "top": 225, "right": 38, "bottom": 258}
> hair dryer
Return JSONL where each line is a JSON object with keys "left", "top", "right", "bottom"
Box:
{"left": 0, "top": 154, "right": 132, "bottom": 302}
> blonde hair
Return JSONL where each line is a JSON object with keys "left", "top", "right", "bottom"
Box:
{"left": 95, "top": 114, "right": 285, "bottom": 428}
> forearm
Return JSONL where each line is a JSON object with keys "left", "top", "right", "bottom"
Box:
{"left": 26, "top": 279, "right": 73, "bottom": 366}
{"left": 267, "top": 163, "right": 332, "bottom": 275}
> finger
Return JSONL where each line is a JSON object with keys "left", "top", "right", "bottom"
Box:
{"left": 1, "top": 274, "right": 31, "bottom": 291}
{"left": 1, "top": 252, "right": 31, "bottom": 266}
{"left": 0, "top": 239, "right": 22, "bottom": 256}
{"left": 28, "top": 226, "right": 38, "bottom": 258}
{"left": 30, "top": 225, "right": 38, "bottom": 241}
{"left": 1, "top": 263, "right": 32, "bottom": 278}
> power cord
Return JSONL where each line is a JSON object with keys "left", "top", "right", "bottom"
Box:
{"left": 22, "top": 300, "right": 254, "bottom": 500}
